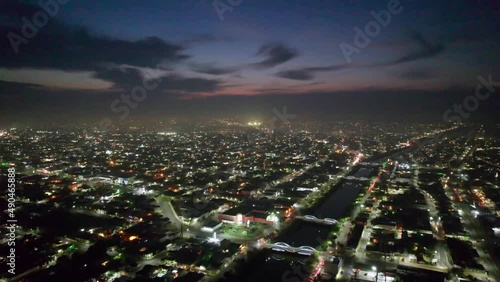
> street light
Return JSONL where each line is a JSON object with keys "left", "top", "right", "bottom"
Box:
{"left": 372, "top": 266, "right": 378, "bottom": 282}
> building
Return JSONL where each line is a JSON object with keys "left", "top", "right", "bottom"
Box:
{"left": 217, "top": 205, "right": 278, "bottom": 226}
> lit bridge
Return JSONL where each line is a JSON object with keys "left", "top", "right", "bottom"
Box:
{"left": 264, "top": 242, "right": 320, "bottom": 256}
{"left": 343, "top": 175, "right": 370, "bottom": 181}
{"left": 295, "top": 215, "right": 338, "bottom": 225}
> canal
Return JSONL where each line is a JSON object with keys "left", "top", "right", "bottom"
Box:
{"left": 230, "top": 166, "right": 376, "bottom": 282}
{"left": 223, "top": 128, "right": 466, "bottom": 282}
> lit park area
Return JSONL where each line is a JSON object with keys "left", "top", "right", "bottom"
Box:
{"left": 218, "top": 222, "right": 270, "bottom": 240}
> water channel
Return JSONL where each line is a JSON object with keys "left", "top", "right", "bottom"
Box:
{"left": 235, "top": 166, "right": 376, "bottom": 282}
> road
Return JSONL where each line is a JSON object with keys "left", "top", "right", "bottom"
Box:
{"left": 346, "top": 131, "right": 470, "bottom": 281}
{"left": 155, "top": 197, "right": 183, "bottom": 227}
{"left": 413, "top": 167, "right": 454, "bottom": 270}
{"left": 444, "top": 141, "right": 500, "bottom": 282}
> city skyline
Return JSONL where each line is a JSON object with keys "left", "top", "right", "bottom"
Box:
{"left": 0, "top": 0, "right": 499, "bottom": 124}
{"left": 1, "top": 3, "right": 500, "bottom": 281}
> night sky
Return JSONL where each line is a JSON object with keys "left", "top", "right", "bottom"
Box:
{"left": 0, "top": 0, "right": 498, "bottom": 124}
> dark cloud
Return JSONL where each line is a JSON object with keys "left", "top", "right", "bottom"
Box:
{"left": 0, "top": 1, "right": 188, "bottom": 71}
{"left": 276, "top": 30, "right": 445, "bottom": 81}
{"left": 377, "top": 30, "right": 444, "bottom": 67}
{"left": 252, "top": 43, "right": 298, "bottom": 69}
{"left": 276, "top": 65, "right": 349, "bottom": 81}
{"left": 0, "top": 1, "right": 223, "bottom": 95}
{"left": 1, "top": 61, "right": 220, "bottom": 98}
{"left": 190, "top": 63, "right": 239, "bottom": 75}
{"left": 94, "top": 67, "right": 223, "bottom": 93}
{"left": 93, "top": 67, "right": 145, "bottom": 87}
{"left": 276, "top": 70, "right": 315, "bottom": 81}
{"left": 277, "top": 30, "right": 444, "bottom": 82}
{"left": 0, "top": 79, "right": 44, "bottom": 96}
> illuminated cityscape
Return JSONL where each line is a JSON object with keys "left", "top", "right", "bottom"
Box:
{"left": 1, "top": 122, "right": 499, "bottom": 281}
{"left": 1, "top": 1, "right": 499, "bottom": 282}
